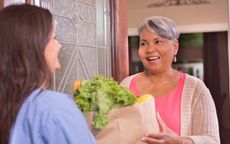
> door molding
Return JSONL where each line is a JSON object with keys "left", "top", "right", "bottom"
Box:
{"left": 110, "top": 0, "right": 129, "bottom": 82}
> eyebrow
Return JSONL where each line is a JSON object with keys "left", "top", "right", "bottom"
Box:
{"left": 140, "top": 37, "right": 162, "bottom": 41}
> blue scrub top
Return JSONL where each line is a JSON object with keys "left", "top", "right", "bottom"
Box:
{"left": 9, "top": 88, "right": 96, "bottom": 144}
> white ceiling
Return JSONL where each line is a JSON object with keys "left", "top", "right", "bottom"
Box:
{"left": 127, "top": 0, "right": 228, "bottom": 35}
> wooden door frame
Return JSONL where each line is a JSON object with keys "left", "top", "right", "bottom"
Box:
{"left": 110, "top": 0, "right": 129, "bottom": 83}
{"left": 25, "top": 0, "right": 32, "bottom": 4}
{"left": 0, "top": 0, "right": 3, "bottom": 8}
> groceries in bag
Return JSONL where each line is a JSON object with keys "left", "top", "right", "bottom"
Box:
{"left": 74, "top": 75, "right": 159, "bottom": 144}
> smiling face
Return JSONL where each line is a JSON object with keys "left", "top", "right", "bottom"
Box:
{"left": 138, "top": 28, "right": 178, "bottom": 74}
{"left": 44, "top": 28, "right": 62, "bottom": 73}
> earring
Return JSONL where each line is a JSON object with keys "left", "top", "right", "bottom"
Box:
{"left": 173, "top": 56, "right": 177, "bottom": 63}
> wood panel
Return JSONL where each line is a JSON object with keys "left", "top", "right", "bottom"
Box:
{"left": 110, "top": 0, "right": 129, "bottom": 82}
{"left": 25, "top": 0, "right": 32, "bottom": 4}
{"left": 0, "top": 0, "right": 3, "bottom": 8}
{"left": 203, "top": 32, "right": 230, "bottom": 144}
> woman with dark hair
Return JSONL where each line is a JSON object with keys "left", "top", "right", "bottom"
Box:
{"left": 120, "top": 16, "right": 220, "bottom": 144}
{"left": 0, "top": 4, "right": 95, "bottom": 144}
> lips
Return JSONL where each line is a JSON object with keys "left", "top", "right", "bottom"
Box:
{"left": 146, "top": 56, "right": 160, "bottom": 62}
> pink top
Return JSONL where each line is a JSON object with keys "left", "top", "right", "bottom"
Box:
{"left": 129, "top": 73, "right": 185, "bottom": 135}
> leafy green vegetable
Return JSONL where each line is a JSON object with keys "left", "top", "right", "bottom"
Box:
{"left": 74, "top": 74, "right": 136, "bottom": 129}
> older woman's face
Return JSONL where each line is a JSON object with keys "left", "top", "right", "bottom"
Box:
{"left": 138, "top": 28, "right": 178, "bottom": 73}
{"left": 44, "top": 28, "right": 62, "bottom": 73}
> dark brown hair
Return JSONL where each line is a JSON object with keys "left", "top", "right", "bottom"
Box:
{"left": 0, "top": 4, "right": 53, "bottom": 144}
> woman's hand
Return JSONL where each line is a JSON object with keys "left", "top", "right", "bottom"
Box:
{"left": 141, "top": 113, "right": 182, "bottom": 144}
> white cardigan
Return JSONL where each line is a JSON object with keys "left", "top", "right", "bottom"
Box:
{"left": 120, "top": 74, "right": 220, "bottom": 144}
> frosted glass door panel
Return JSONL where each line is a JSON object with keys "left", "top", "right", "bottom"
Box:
{"left": 35, "top": 0, "right": 111, "bottom": 95}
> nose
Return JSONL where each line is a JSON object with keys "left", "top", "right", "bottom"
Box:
{"left": 56, "top": 62, "right": 61, "bottom": 70}
{"left": 145, "top": 42, "right": 156, "bottom": 54}
{"left": 57, "top": 40, "right": 62, "bottom": 48}
{"left": 146, "top": 50, "right": 155, "bottom": 54}
{"left": 56, "top": 40, "right": 62, "bottom": 70}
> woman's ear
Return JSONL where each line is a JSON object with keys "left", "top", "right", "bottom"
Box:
{"left": 173, "top": 39, "right": 179, "bottom": 55}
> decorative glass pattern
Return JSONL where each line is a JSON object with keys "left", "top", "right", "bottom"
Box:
{"left": 35, "top": 0, "right": 111, "bottom": 95}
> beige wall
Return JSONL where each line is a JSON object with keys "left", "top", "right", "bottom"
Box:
{"left": 127, "top": 0, "right": 228, "bottom": 35}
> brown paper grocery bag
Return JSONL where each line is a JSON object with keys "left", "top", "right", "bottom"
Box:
{"left": 87, "top": 98, "right": 159, "bottom": 144}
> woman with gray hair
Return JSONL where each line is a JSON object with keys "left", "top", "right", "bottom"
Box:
{"left": 120, "top": 16, "right": 220, "bottom": 144}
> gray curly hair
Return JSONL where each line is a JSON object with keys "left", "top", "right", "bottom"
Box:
{"left": 138, "top": 16, "right": 180, "bottom": 40}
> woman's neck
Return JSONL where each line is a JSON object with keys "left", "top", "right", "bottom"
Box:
{"left": 143, "top": 68, "right": 179, "bottom": 83}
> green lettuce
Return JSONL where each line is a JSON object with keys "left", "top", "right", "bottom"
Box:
{"left": 74, "top": 74, "right": 136, "bottom": 129}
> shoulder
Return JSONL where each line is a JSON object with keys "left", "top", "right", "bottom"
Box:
{"left": 28, "top": 89, "right": 88, "bottom": 133}
{"left": 36, "top": 90, "right": 95, "bottom": 143}
{"left": 119, "top": 73, "right": 139, "bottom": 88}
{"left": 38, "top": 89, "right": 73, "bottom": 104}
{"left": 12, "top": 89, "right": 95, "bottom": 144}
{"left": 34, "top": 89, "right": 74, "bottom": 107}
{"left": 26, "top": 89, "right": 79, "bottom": 117}
{"left": 184, "top": 73, "right": 200, "bottom": 82}
{"left": 184, "top": 74, "right": 208, "bottom": 90}
{"left": 183, "top": 74, "right": 211, "bottom": 103}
